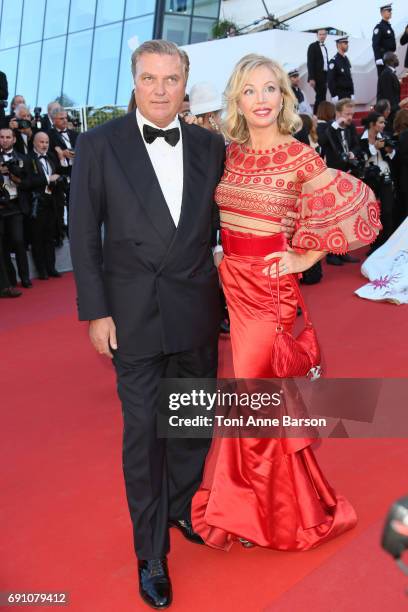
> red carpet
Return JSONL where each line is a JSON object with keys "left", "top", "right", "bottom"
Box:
{"left": 1, "top": 259, "right": 408, "bottom": 611}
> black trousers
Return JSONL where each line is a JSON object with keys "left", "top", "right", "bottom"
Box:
{"left": 113, "top": 341, "right": 218, "bottom": 560}
{"left": 0, "top": 210, "right": 29, "bottom": 284}
{"left": 30, "top": 197, "right": 57, "bottom": 274}
{"left": 313, "top": 75, "right": 327, "bottom": 114}
{"left": 370, "top": 179, "right": 395, "bottom": 248}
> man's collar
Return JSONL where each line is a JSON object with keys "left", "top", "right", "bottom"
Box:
{"left": 136, "top": 108, "right": 180, "bottom": 132}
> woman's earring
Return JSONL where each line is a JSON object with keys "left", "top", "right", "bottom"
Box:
{"left": 238, "top": 108, "right": 243, "bottom": 116}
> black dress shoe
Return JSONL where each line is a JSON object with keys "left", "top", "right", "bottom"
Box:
{"left": 138, "top": 558, "right": 172, "bottom": 609}
{"left": 21, "top": 278, "right": 33, "bottom": 288}
{"left": 48, "top": 270, "right": 62, "bottom": 278}
{"left": 326, "top": 254, "right": 344, "bottom": 266}
{"left": 0, "top": 287, "right": 22, "bottom": 298}
{"left": 339, "top": 253, "right": 360, "bottom": 263}
{"left": 169, "top": 519, "right": 204, "bottom": 545}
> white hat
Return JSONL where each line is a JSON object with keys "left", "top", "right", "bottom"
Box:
{"left": 189, "top": 82, "right": 223, "bottom": 116}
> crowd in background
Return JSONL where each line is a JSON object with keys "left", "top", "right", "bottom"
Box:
{"left": 0, "top": 4, "right": 407, "bottom": 300}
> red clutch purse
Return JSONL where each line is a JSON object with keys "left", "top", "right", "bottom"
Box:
{"left": 268, "top": 261, "right": 322, "bottom": 379}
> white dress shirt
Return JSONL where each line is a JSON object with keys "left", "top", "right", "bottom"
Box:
{"left": 320, "top": 43, "right": 329, "bottom": 71}
{"left": 136, "top": 108, "right": 183, "bottom": 227}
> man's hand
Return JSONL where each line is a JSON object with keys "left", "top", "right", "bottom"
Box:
{"left": 49, "top": 173, "right": 60, "bottom": 182}
{"left": 10, "top": 174, "right": 21, "bottom": 184}
{"left": 280, "top": 210, "right": 300, "bottom": 240}
{"left": 0, "top": 164, "right": 9, "bottom": 174}
{"left": 89, "top": 316, "right": 117, "bottom": 358}
{"left": 308, "top": 79, "right": 316, "bottom": 89}
{"left": 65, "top": 149, "right": 75, "bottom": 159}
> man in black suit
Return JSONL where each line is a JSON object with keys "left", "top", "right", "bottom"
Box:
{"left": 11, "top": 103, "right": 35, "bottom": 156}
{"left": 319, "top": 98, "right": 361, "bottom": 265}
{"left": 29, "top": 131, "right": 66, "bottom": 279}
{"left": 0, "top": 127, "right": 36, "bottom": 288}
{"left": 377, "top": 52, "right": 407, "bottom": 125}
{"left": 69, "top": 40, "right": 224, "bottom": 610}
{"left": 307, "top": 28, "right": 330, "bottom": 114}
{"left": 47, "top": 106, "right": 78, "bottom": 240}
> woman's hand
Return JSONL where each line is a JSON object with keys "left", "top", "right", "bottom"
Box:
{"left": 262, "top": 246, "right": 324, "bottom": 277}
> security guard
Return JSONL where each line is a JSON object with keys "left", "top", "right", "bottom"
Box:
{"left": 328, "top": 36, "right": 354, "bottom": 102}
{"left": 372, "top": 3, "right": 396, "bottom": 76}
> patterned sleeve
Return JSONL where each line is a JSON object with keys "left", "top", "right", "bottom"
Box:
{"left": 291, "top": 161, "right": 382, "bottom": 254}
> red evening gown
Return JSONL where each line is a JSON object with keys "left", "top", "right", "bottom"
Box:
{"left": 191, "top": 140, "right": 381, "bottom": 551}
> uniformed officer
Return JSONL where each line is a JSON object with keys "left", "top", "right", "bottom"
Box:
{"left": 372, "top": 3, "right": 396, "bottom": 76}
{"left": 287, "top": 67, "right": 312, "bottom": 114}
{"left": 328, "top": 36, "right": 354, "bottom": 102}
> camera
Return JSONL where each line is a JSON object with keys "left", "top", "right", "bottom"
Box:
{"left": 383, "top": 138, "right": 397, "bottom": 150}
{"left": 34, "top": 106, "right": 42, "bottom": 129}
{"left": 340, "top": 151, "right": 365, "bottom": 178}
{"left": 1, "top": 152, "right": 27, "bottom": 179}
{"left": 16, "top": 118, "right": 31, "bottom": 129}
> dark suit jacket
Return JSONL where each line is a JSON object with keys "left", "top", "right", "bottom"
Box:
{"left": 48, "top": 127, "right": 78, "bottom": 152}
{"left": 69, "top": 112, "right": 225, "bottom": 356}
{"left": 307, "top": 41, "right": 328, "bottom": 82}
{"left": 319, "top": 122, "right": 360, "bottom": 170}
{"left": 401, "top": 28, "right": 408, "bottom": 69}
{"left": 377, "top": 66, "right": 401, "bottom": 113}
{"left": 0, "top": 150, "right": 36, "bottom": 215}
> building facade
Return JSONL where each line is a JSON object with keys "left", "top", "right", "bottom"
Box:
{"left": 0, "top": 0, "right": 220, "bottom": 111}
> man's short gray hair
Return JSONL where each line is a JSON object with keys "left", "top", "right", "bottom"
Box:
{"left": 131, "top": 39, "right": 190, "bottom": 81}
{"left": 50, "top": 105, "right": 66, "bottom": 119}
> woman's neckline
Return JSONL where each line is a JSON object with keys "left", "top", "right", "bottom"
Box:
{"left": 240, "top": 139, "right": 298, "bottom": 155}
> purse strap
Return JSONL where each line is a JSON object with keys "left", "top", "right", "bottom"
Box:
{"left": 267, "top": 259, "right": 313, "bottom": 331}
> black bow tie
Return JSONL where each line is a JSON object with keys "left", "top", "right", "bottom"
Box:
{"left": 59, "top": 129, "right": 68, "bottom": 134}
{"left": 38, "top": 154, "right": 47, "bottom": 160}
{"left": 143, "top": 124, "right": 180, "bottom": 146}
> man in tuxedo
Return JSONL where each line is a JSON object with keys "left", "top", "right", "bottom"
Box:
{"left": 377, "top": 52, "right": 407, "bottom": 126}
{"left": 10, "top": 104, "right": 35, "bottom": 156}
{"left": 29, "top": 131, "right": 65, "bottom": 279}
{"left": 319, "top": 98, "right": 361, "bottom": 265}
{"left": 69, "top": 40, "right": 225, "bottom": 609}
{"left": 0, "top": 127, "right": 35, "bottom": 288}
{"left": 307, "top": 28, "right": 330, "bottom": 114}
{"left": 47, "top": 106, "right": 78, "bottom": 240}
{"left": 41, "top": 101, "right": 60, "bottom": 133}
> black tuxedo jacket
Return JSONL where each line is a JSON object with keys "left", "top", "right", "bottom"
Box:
{"left": 319, "top": 122, "right": 360, "bottom": 170}
{"left": 377, "top": 66, "right": 401, "bottom": 113}
{"left": 0, "top": 150, "right": 36, "bottom": 215}
{"left": 29, "top": 150, "right": 69, "bottom": 202}
{"left": 48, "top": 127, "right": 78, "bottom": 151}
{"left": 307, "top": 41, "right": 328, "bottom": 82}
{"left": 401, "top": 28, "right": 408, "bottom": 69}
{"left": 69, "top": 112, "right": 225, "bottom": 356}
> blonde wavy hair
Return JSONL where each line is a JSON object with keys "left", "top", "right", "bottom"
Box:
{"left": 222, "top": 54, "right": 302, "bottom": 144}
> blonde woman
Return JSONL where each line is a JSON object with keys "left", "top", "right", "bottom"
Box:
{"left": 191, "top": 54, "right": 381, "bottom": 551}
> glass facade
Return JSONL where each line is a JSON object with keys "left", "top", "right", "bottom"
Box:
{"left": 0, "top": 0, "right": 220, "bottom": 110}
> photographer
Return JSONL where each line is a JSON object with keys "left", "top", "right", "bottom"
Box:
{"left": 0, "top": 127, "right": 35, "bottom": 288}
{"left": 360, "top": 111, "right": 396, "bottom": 248}
{"left": 319, "top": 98, "right": 363, "bottom": 264}
{"left": 29, "top": 131, "right": 66, "bottom": 279}
{"left": 10, "top": 103, "right": 35, "bottom": 156}
{"left": 392, "top": 109, "right": 408, "bottom": 224}
{"left": 4, "top": 94, "right": 25, "bottom": 126}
